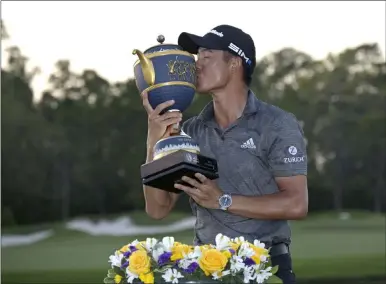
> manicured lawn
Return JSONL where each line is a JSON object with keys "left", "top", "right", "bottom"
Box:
{"left": 2, "top": 211, "right": 385, "bottom": 283}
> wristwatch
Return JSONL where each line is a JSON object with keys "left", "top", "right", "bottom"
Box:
{"left": 218, "top": 194, "right": 232, "bottom": 211}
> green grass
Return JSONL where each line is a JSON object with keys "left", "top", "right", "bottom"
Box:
{"left": 1, "top": 211, "right": 385, "bottom": 283}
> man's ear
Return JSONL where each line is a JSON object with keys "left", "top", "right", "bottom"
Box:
{"left": 230, "top": 56, "right": 243, "bottom": 72}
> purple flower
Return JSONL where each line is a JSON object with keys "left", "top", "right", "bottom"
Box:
{"left": 123, "top": 246, "right": 138, "bottom": 258}
{"left": 244, "top": 257, "right": 255, "bottom": 266}
{"left": 158, "top": 252, "right": 172, "bottom": 266}
{"left": 121, "top": 261, "right": 129, "bottom": 269}
{"left": 229, "top": 249, "right": 235, "bottom": 255}
{"left": 183, "top": 262, "right": 199, "bottom": 274}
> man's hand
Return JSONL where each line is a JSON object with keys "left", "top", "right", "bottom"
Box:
{"left": 141, "top": 91, "right": 182, "bottom": 220}
{"left": 174, "top": 173, "right": 222, "bottom": 209}
{"left": 141, "top": 91, "right": 182, "bottom": 149}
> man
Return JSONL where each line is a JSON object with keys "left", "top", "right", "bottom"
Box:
{"left": 141, "top": 25, "right": 308, "bottom": 284}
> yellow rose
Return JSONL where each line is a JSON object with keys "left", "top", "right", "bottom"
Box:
{"left": 250, "top": 244, "right": 269, "bottom": 265}
{"left": 198, "top": 249, "right": 228, "bottom": 276}
{"left": 139, "top": 272, "right": 154, "bottom": 284}
{"left": 114, "top": 274, "right": 122, "bottom": 283}
{"left": 171, "top": 243, "right": 193, "bottom": 261}
{"left": 128, "top": 250, "right": 151, "bottom": 275}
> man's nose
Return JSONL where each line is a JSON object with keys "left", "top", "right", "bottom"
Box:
{"left": 195, "top": 61, "right": 203, "bottom": 72}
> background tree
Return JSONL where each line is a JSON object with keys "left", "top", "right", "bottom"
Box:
{"left": 1, "top": 19, "right": 385, "bottom": 226}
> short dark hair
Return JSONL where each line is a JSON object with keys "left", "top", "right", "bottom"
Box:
{"left": 223, "top": 51, "right": 252, "bottom": 86}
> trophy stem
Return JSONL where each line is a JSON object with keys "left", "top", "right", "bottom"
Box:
{"left": 170, "top": 121, "right": 180, "bottom": 135}
{"left": 167, "top": 109, "right": 181, "bottom": 136}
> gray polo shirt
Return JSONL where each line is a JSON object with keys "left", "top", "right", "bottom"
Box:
{"left": 181, "top": 90, "right": 307, "bottom": 247}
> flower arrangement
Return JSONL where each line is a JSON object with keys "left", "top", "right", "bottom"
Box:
{"left": 104, "top": 233, "right": 282, "bottom": 284}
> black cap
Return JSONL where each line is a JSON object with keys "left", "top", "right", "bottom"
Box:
{"left": 178, "top": 25, "right": 256, "bottom": 79}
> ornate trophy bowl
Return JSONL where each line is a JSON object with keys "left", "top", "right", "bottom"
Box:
{"left": 133, "top": 35, "right": 196, "bottom": 113}
{"left": 132, "top": 35, "right": 219, "bottom": 193}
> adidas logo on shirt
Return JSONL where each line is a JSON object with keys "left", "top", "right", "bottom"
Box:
{"left": 241, "top": 138, "right": 256, "bottom": 149}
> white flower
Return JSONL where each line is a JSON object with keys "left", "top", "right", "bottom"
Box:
{"left": 108, "top": 251, "right": 123, "bottom": 267}
{"left": 230, "top": 255, "right": 245, "bottom": 273}
{"left": 212, "top": 270, "right": 230, "bottom": 280}
{"left": 125, "top": 268, "right": 138, "bottom": 283}
{"left": 178, "top": 247, "right": 200, "bottom": 270}
{"left": 238, "top": 243, "right": 254, "bottom": 258}
{"left": 253, "top": 240, "right": 266, "bottom": 249}
{"left": 178, "top": 258, "right": 194, "bottom": 270}
{"left": 145, "top": 237, "right": 158, "bottom": 252}
{"left": 255, "top": 262, "right": 267, "bottom": 273}
{"left": 233, "top": 236, "right": 246, "bottom": 244}
{"left": 215, "top": 233, "right": 231, "bottom": 250}
{"left": 255, "top": 267, "right": 273, "bottom": 284}
{"left": 177, "top": 245, "right": 201, "bottom": 272}
{"left": 187, "top": 246, "right": 201, "bottom": 259}
{"left": 152, "top": 245, "right": 165, "bottom": 262}
{"left": 162, "top": 268, "right": 184, "bottom": 283}
{"left": 243, "top": 266, "right": 256, "bottom": 283}
{"left": 129, "top": 239, "right": 139, "bottom": 247}
{"left": 162, "top": 236, "right": 175, "bottom": 252}
{"left": 260, "top": 254, "right": 268, "bottom": 263}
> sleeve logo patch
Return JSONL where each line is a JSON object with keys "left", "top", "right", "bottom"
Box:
{"left": 288, "top": 146, "right": 298, "bottom": 155}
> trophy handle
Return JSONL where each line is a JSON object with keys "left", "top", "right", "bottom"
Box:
{"left": 132, "top": 49, "right": 155, "bottom": 86}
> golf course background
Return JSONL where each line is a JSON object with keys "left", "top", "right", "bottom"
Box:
{"left": 2, "top": 210, "right": 385, "bottom": 283}
{"left": 2, "top": 5, "right": 386, "bottom": 284}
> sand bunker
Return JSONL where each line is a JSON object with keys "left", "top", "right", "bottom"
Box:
{"left": 65, "top": 216, "right": 196, "bottom": 236}
{"left": 2, "top": 229, "right": 54, "bottom": 247}
{"left": 2, "top": 215, "right": 196, "bottom": 247}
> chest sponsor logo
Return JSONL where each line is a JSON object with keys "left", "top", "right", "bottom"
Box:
{"left": 284, "top": 156, "right": 305, "bottom": 163}
{"left": 288, "top": 146, "right": 298, "bottom": 155}
{"left": 241, "top": 138, "right": 256, "bottom": 149}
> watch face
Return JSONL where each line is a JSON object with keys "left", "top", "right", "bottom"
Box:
{"left": 220, "top": 194, "right": 232, "bottom": 207}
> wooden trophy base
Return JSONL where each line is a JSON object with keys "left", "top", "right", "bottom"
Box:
{"left": 140, "top": 150, "right": 219, "bottom": 194}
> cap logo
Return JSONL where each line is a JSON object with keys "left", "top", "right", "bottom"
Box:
{"left": 209, "top": 29, "right": 224, "bottom": 37}
{"left": 228, "top": 43, "right": 251, "bottom": 65}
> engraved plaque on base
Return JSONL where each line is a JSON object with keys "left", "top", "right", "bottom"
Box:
{"left": 141, "top": 150, "right": 219, "bottom": 193}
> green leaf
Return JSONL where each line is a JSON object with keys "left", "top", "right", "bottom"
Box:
{"left": 107, "top": 268, "right": 116, "bottom": 278}
{"left": 270, "top": 265, "right": 279, "bottom": 275}
{"left": 108, "top": 269, "right": 115, "bottom": 275}
{"left": 265, "top": 274, "right": 283, "bottom": 283}
{"left": 103, "top": 277, "right": 115, "bottom": 284}
{"left": 153, "top": 264, "right": 174, "bottom": 273}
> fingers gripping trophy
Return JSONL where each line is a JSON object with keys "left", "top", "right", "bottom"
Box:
{"left": 132, "top": 35, "right": 219, "bottom": 193}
